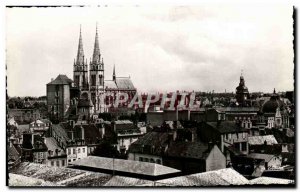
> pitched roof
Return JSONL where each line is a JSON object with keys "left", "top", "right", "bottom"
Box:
{"left": 166, "top": 141, "right": 210, "bottom": 159}
{"left": 47, "top": 74, "right": 72, "bottom": 85}
{"left": 69, "top": 156, "right": 180, "bottom": 177}
{"left": 104, "top": 78, "right": 136, "bottom": 90}
{"left": 156, "top": 168, "right": 249, "bottom": 186}
{"left": 73, "top": 124, "right": 102, "bottom": 144}
{"left": 248, "top": 135, "right": 278, "bottom": 145}
{"left": 115, "top": 77, "right": 136, "bottom": 90}
{"left": 9, "top": 162, "right": 111, "bottom": 187}
{"left": 247, "top": 153, "right": 277, "bottom": 162}
{"left": 104, "top": 176, "right": 154, "bottom": 186}
{"left": 51, "top": 124, "right": 70, "bottom": 145}
{"left": 8, "top": 145, "right": 20, "bottom": 161}
{"left": 128, "top": 131, "right": 169, "bottom": 155}
{"left": 207, "top": 121, "right": 246, "bottom": 133}
{"left": 9, "top": 173, "right": 57, "bottom": 187}
{"left": 104, "top": 80, "right": 118, "bottom": 90}
{"left": 44, "top": 137, "right": 65, "bottom": 155}
{"left": 10, "top": 162, "right": 88, "bottom": 183}
{"left": 249, "top": 177, "right": 294, "bottom": 185}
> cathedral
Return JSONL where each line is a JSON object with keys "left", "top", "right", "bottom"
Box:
{"left": 47, "top": 25, "right": 136, "bottom": 122}
{"left": 73, "top": 25, "right": 137, "bottom": 114}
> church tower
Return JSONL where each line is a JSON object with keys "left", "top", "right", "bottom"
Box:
{"left": 89, "top": 24, "right": 105, "bottom": 112}
{"left": 73, "top": 26, "right": 89, "bottom": 91}
{"left": 236, "top": 71, "right": 249, "bottom": 106}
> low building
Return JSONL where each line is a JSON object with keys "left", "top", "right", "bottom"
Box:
{"left": 45, "top": 137, "right": 67, "bottom": 167}
{"left": 29, "top": 119, "right": 51, "bottom": 134}
{"left": 199, "top": 121, "right": 249, "bottom": 155}
{"left": 247, "top": 153, "right": 282, "bottom": 170}
{"left": 51, "top": 123, "right": 88, "bottom": 165}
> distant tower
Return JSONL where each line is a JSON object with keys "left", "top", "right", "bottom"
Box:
{"left": 89, "top": 24, "right": 105, "bottom": 112}
{"left": 236, "top": 71, "right": 249, "bottom": 106}
{"left": 73, "top": 25, "right": 89, "bottom": 91}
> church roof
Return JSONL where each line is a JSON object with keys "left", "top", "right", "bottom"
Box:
{"left": 116, "top": 77, "right": 135, "bottom": 90}
{"left": 104, "top": 80, "right": 118, "bottom": 90}
{"left": 47, "top": 75, "right": 72, "bottom": 85}
{"left": 104, "top": 78, "right": 136, "bottom": 91}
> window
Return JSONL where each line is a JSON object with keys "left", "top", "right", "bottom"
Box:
{"left": 68, "top": 159, "right": 71, "bottom": 163}
{"left": 91, "top": 75, "right": 96, "bottom": 86}
{"left": 73, "top": 159, "right": 76, "bottom": 161}
{"left": 78, "top": 148, "right": 81, "bottom": 153}
{"left": 156, "top": 159, "right": 161, "bottom": 164}
{"left": 51, "top": 161, "right": 54, "bottom": 166}
{"left": 144, "top": 158, "right": 149, "bottom": 162}
{"left": 242, "top": 132, "right": 246, "bottom": 139}
{"left": 83, "top": 148, "right": 85, "bottom": 153}
{"left": 62, "top": 160, "right": 65, "bottom": 166}
{"left": 241, "top": 142, "right": 247, "bottom": 151}
{"left": 73, "top": 148, "right": 76, "bottom": 154}
{"left": 139, "top": 157, "right": 143, "bottom": 162}
{"left": 68, "top": 149, "right": 71, "bottom": 155}
{"left": 56, "top": 161, "right": 60, "bottom": 167}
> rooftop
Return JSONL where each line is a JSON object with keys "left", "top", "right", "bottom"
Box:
{"left": 248, "top": 135, "right": 278, "bottom": 145}
{"left": 69, "top": 156, "right": 180, "bottom": 177}
{"left": 207, "top": 121, "right": 246, "bottom": 133}
{"left": 47, "top": 74, "right": 73, "bottom": 85}
{"left": 249, "top": 177, "right": 294, "bottom": 185}
{"left": 157, "top": 168, "right": 249, "bottom": 186}
{"left": 247, "top": 153, "right": 277, "bottom": 162}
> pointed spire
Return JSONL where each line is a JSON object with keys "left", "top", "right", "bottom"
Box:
{"left": 113, "top": 64, "right": 116, "bottom": 81}
{"left": 273, "top": 88, "right": 276, "bottom": 94}
{"left": 76, "top": 25, "right": 85, "bottom": 65}
{"left": 92, "top": 23, "right": 101, "bottom": 64}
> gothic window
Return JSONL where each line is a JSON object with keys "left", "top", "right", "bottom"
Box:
{"left": 91, "top": 75, "right": 96, "bottom": 86}
{"left": 75, "top": 75, "right": 80, "bottom": 86}
{"left": 99, "top": 75, "right": 103, "bottom": 86}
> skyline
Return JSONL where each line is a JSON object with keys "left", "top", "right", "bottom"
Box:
{"left": 6, "top": 6, "right": 294, "bottom": 97}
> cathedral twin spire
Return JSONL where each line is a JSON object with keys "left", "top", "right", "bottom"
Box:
{"left": 75, "top": 24, "right": 102, "bottom": 67}
{"left": 76, "top": 25, "right": 85, "bottom": 66}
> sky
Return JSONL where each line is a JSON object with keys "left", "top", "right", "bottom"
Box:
{"left": 6, "top": 5, "right": 294, "bottom": 97}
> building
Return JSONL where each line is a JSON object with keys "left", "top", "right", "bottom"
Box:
{"left": 247, "top": 153, "right": 282, "bottom": 170}
{"left": 199, "top": 121, "right": 249, "bottom": 155}
{"left": 29, "top": 119, "right": 51, "bottom": 134}
{"left": 51, "top": 123, "right": 88, "bottom": 165}
{"left": 46, "top": 75, "right": 74, "bottom": 122}
{"left": 128, "top": 121, "right": 226, "bottom": 174}
{"left": 8, "top": 109, "right": 41, "bottom": 124}
{"left": 235, "top": 73, "right": 250, "bottom": 106}
{"left": 45, "top": 137, "right": 67, "bottom": 167}
{"left": 47, "top": 25, "right": 137, "bottom": 122}
{"left": 261, "top": 89, "right": 290, "bottom": 129}
{"left": 111, "top": 120, "right": 144, "bottom": 154}
{"left": 68, "top": 156, "right": 181, "bottom": 181}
